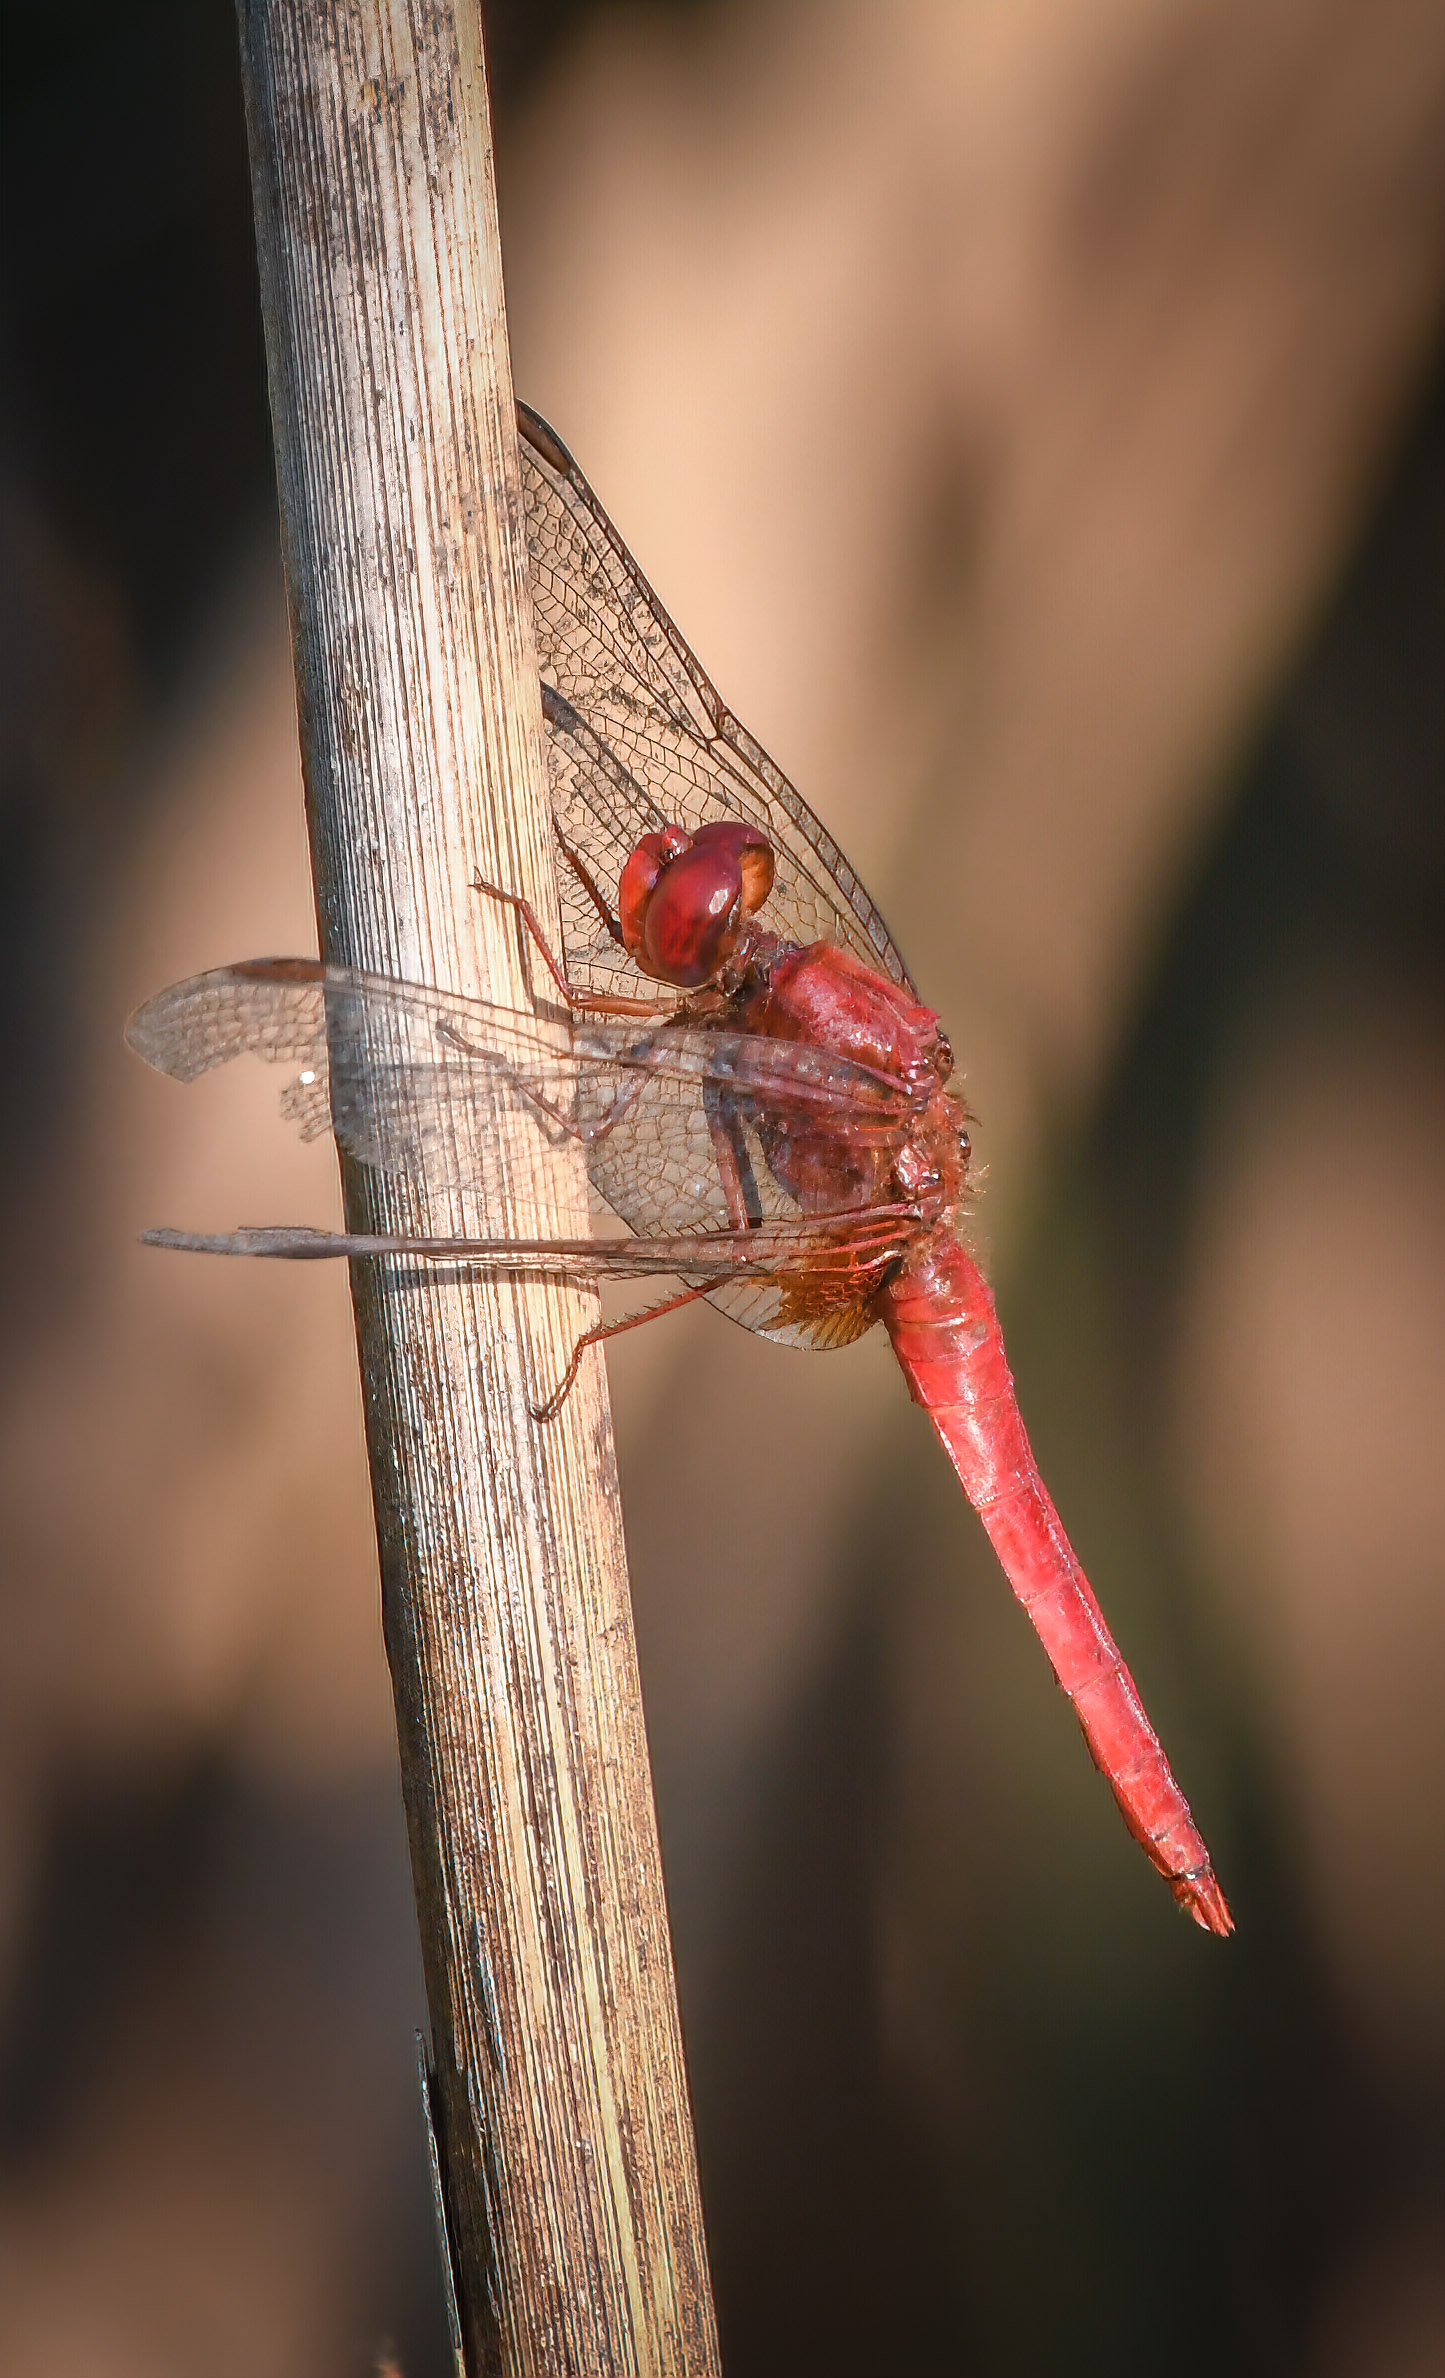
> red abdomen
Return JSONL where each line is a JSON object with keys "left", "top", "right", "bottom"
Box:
{"left": 879, "top": 1232, "right": 1231, "bottom": 1934}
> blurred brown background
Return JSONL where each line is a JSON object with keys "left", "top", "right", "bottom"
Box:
{"left": 3, "top": 2, "right": 1444, "bottom": 2371}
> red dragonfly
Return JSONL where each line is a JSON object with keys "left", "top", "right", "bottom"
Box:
{"left": 127, "top": 404, "right": 1231, "bottom": 1935}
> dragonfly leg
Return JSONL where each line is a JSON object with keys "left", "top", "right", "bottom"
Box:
{"left": 576, "top": 1064, "right": 657, "bottom": 1148}
{"left": 532, "top": 1282, "right": 718, "bottom": 1421}
{"left": 432, "top": 1021, "right": 662, "bottom": 1155}
{"left": 470, "top": 867, "right": 663, "bottom": 1019}
{"left": 499, "top": 1070, "right": 619, "bottom": 1148}
{"left": 554, "top": 826, "right": 625, "bottom": 947}
{"left": 702, "top": 1079, "right": 763, "bottom": 1231}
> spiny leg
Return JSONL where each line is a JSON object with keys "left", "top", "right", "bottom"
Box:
{"left": 554, "top": 825, "right": 625, "bottom": 948}
{"left": 703, "top": 1078, "right": 764, "bottom": 1233}
{"left": 431, "top": 1013, "right": 667, "bottom": 1154}
{"left": 470, "top": 866, "right": 663, "bottom": 1018}
{"left": 532, "top": 1282, "right": 718, "bottom": 1421}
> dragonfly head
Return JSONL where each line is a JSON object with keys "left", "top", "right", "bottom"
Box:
{"left": 618, "top": 818, "right": 775, "bottom": 989}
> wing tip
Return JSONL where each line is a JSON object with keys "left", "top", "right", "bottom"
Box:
{"left": 516, "top": 400, "right": 572, "bottom": 476}
{"left": 124, "top": 995, "right": 197, "bottom": 1081}
{"left": 140, "top": 1224, "right": 351, "bottom": 1259}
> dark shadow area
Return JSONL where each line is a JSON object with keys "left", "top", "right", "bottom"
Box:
{"left": 679, "top": 1578, "right": 957, "bottom": 2378}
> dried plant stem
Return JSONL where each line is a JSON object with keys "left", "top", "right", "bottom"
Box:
{"left": 233, "top": 5, "right": 719, "bottom": 2370}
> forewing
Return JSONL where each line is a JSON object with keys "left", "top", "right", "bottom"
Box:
{"left": 126, "top": 960, "right": 915, "bottom": 1276}
{"left": 518, "top": 404, "right": 913, "bottom": 999}
{"left": 128, "top": 958, "right": 560, "bottom": 1218}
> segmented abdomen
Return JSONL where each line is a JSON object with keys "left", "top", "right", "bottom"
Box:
{"left": 879, "top": 1233, "right": 1231, "bottom": 1935}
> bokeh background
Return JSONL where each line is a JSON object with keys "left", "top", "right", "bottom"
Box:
{"left": 3, "top": 2, "right": 1443, "bottom": 2371}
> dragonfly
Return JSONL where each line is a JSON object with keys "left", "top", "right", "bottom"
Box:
{"left": 127, "top": 403, "right": 1232, "bottom": 1936}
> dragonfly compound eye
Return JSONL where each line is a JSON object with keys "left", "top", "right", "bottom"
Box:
{"left": 687, "top": 819, "right": 775, "bottom": 918}
{"left": 617, "top": 827, "right": 690, "bottom": 971}
{"left": 641, "top": 839, "right": 746, "bottom": 987}
{"left": 617, "top": 818, "right": 775, "bottom": 988}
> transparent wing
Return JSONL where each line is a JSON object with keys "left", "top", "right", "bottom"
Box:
{"left": 142, "top": 1212, "right": 909, "bottom": 1285}
{"left": 127, "top": 958, "right": 916, "bottom": 1344}
{"left": 518, "top": 404, "right": 914, "bottom": 1002}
